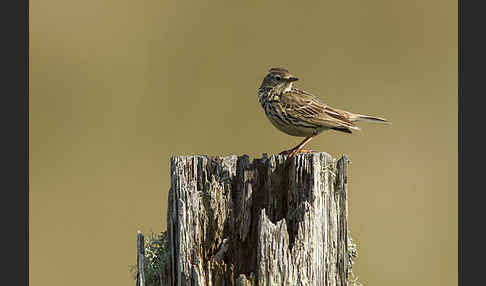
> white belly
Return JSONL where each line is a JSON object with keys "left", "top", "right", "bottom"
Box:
{"left": 267, "top": 114, "right": 327, "bottom": 137}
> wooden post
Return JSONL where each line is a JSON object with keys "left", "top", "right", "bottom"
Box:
{"left": 160, "top": 152, "right": 357, "bottom": 286}
{"left": 137, "top": 231, "right": 146, "bottom": 286}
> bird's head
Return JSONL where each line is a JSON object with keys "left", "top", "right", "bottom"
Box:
{"left": 259, "top": 67, "right": 299, "bottom": 92}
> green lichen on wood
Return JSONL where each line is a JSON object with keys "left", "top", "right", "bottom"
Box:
{"left": 130, "top": 231, "right": 169, "bottom": 286}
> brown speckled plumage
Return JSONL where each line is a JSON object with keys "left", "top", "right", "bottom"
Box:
{"left": 258, "top": 67, "right": 389, "bottom": 156}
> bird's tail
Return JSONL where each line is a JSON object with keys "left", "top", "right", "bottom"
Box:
{"left": 355, "top": 114, "right": 390, "bottom": 124}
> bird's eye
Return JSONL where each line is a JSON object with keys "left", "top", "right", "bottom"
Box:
{"left": 274, "top": 75, "right": 281, "bottom": 80}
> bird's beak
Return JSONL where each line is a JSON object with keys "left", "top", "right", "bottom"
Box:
{"left": 287, "top": 77, "right": 299, "bottom": 82}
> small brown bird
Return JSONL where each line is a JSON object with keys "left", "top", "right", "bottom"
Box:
{"left": 258, "top": 67, "right": 389, "bottom": 158}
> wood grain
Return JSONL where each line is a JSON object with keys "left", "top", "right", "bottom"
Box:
{"left": 160, "top": 153, "right": 357, "bottom": 286}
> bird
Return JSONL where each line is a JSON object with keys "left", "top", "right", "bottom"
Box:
{"left": 258, "top": 67, "right": 389, "bottom": 158}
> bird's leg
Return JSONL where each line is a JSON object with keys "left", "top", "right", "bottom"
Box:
{"left": 279, "top": 136, "right": 314, "bottom": 158}
{"left": 289, "top": 136, "right": 314, "bottom": 158}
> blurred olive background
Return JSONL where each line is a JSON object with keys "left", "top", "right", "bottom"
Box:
{"left": 30, "top": 0, "right": 457, "bottom": 285}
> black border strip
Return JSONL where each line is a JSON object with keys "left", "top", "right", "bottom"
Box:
{"left": 460, "top": 0, "right": 485, "bottom": 284}
{"left": 1, "top": 0, "right": 29, "bottom": 284}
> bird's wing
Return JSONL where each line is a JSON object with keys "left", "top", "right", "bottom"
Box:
{"left": 279, "top": 89, "right": 360, "bottom": 133}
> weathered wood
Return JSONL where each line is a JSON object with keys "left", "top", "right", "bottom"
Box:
{"left": 137, "top": 231, "right": 146, "bottom": 286}
{"left": 161, "top": 152, "right": 357, "bottom": 286}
